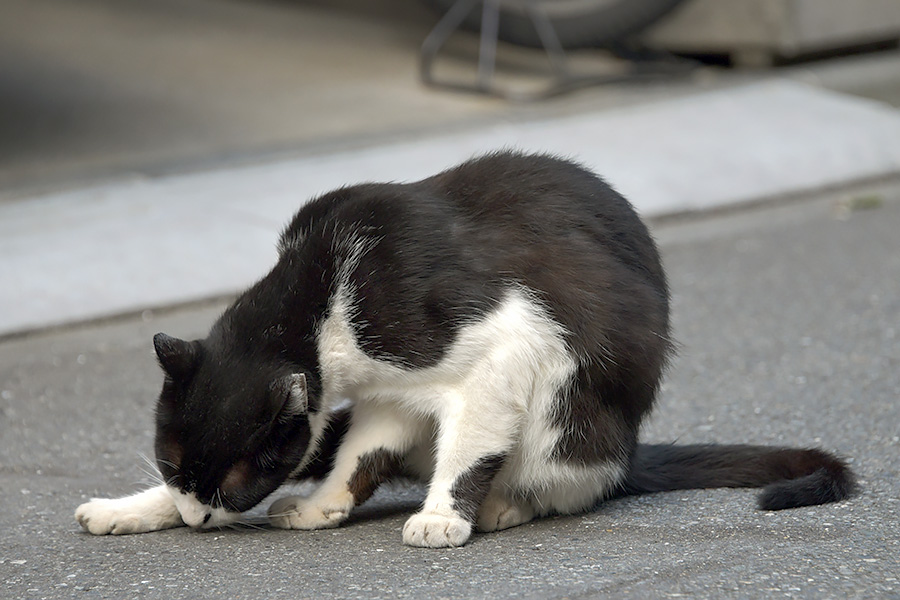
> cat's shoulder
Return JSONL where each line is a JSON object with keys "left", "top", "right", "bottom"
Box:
{"left": 277, "top": 183, "right": 401, "bottom": 252}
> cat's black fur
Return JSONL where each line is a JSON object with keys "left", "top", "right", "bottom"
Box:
{"left": 77, "top": 151, "right": 855, "bottom": 544}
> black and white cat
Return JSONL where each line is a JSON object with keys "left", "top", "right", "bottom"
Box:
{"left": 75, "top": 152, "right": 855, "bottom": 547}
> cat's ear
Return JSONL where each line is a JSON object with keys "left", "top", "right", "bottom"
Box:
{"left": 273, "top": 373, "right": 308, "bottom": 416}
{"left": 153, "top": 333, "right": 200, "bottom": 381}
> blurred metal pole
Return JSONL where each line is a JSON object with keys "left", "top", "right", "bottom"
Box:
{"left": 420, "top": 0, "right": 695, "bottom": 100}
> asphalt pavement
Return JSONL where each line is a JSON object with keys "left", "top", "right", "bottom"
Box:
{"left": 2, "top": 184, "right": 898, "bottom": 599}
{"left": 3, "top": 1, "right": 900, "bottom": 598}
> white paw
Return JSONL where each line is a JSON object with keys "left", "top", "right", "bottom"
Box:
{"left": 75, "top": 490, "right": 182, "bottom": 535}
{"left": 267, "top": 494, "right": 351, "bottom": 530}
{"left": 402, "top": 512, "right": 472, "bottom": 548}
{"left": 476, "top": 494, "right": 535, "bottom": 532}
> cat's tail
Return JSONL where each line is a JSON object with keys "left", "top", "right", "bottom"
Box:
{"left": 616, "top": 444, "right": 856, "bottom": 510}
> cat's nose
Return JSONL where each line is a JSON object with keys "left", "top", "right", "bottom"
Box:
{"left": 188, "top": 513, "right": 212, "bottom": 529}
{"left": 181, "top": 510, "right": 212, "bottom": 529}
{"left": 170, "top": 489, "right": 216, "bottom": 528}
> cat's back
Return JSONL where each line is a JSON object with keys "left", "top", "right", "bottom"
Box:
{"left": 430, "top": 151, "right": 639, "bottom": 224}
{"left": 426, "top": 152, "right": 666, "bottom": 293}
{"left": 280, "top": 151, "right": 667, "bottom": 316}
{"left": 287, "top": 152, "right": 639, "bottom": 237}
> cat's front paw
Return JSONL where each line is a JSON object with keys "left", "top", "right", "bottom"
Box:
{"left": 267, "top": 494, "right": 351, "bottom": 530}
{"left": 402, "top": 511, "right": 472, "bottom": 548}
{"left": 75, "top": 488, "right": 182, "bottom": 535}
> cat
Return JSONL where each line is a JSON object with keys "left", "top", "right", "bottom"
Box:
{"left": 75, "top": 151, "right": 856, "bottom": 547}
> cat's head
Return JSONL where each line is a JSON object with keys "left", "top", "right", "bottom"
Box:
{"left": 151, "top": 332, "right": 313, "bottom": 529}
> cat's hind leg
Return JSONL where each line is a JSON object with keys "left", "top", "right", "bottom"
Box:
{"left": 268, "top": 402, "right": 424, "bottom": 530}
{"left": 75, "top": 484, "right": 183, "bottom": 535}
{"left": 476, "top": 488, "right": 535, "bottom": 532}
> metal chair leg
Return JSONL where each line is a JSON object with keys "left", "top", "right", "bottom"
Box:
{"left": 420, "top": 0, "right": 482, "bottom": 88}
{"left": 419, "top": 0, "right": 697, "bottom": 101}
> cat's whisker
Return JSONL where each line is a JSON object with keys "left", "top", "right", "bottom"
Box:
{"left": 137, "top": 468, "right": 165, "bottom": 488}
{"left": 265, "top": 510, "right": 294, "bottom": 519}
{"left": 137, "top": 451, "right": 155, "bottom": 468}
{"left": 138, "top": 454, "right": 164, "bottom": 476}
{"left": 135, "top": 452, "right": 166, "bottom": 487}
{"left": 157, "top": 458, "right": 179, "bottom": 470}
{"left": 232, "top": 518, "right": 269, "bottom": 531}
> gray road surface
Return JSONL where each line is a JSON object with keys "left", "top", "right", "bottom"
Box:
{"left": 2, "top": 185, "right": 898, "bottom": 599}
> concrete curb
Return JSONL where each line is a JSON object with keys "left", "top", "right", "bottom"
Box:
{"left": 3, "top": 79, "right": 900, "bottom": 336}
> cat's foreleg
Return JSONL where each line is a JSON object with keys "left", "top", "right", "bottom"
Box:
{"left": 402, "top": 392, "right": 518, "bottom": 548}
{"left": 268, "top": 402, "right": 421, "bottom": 530}
{"left": 75, "top": 484, "right": 183, "bottom": 535}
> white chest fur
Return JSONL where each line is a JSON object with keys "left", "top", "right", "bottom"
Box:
{"left": 315, "top": 283, "right": 626, "bottom": 510}
{"left": 317, "top": 285, "right": 576, "bottom": 417}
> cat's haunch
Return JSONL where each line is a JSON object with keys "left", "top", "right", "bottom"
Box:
{"left": 75, "top": 151, "right": 855, "bottom": 546}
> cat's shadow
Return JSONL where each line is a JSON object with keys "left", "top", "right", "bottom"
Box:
{"left": 217, "top": 483, "right": 427, "bottom": 534}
